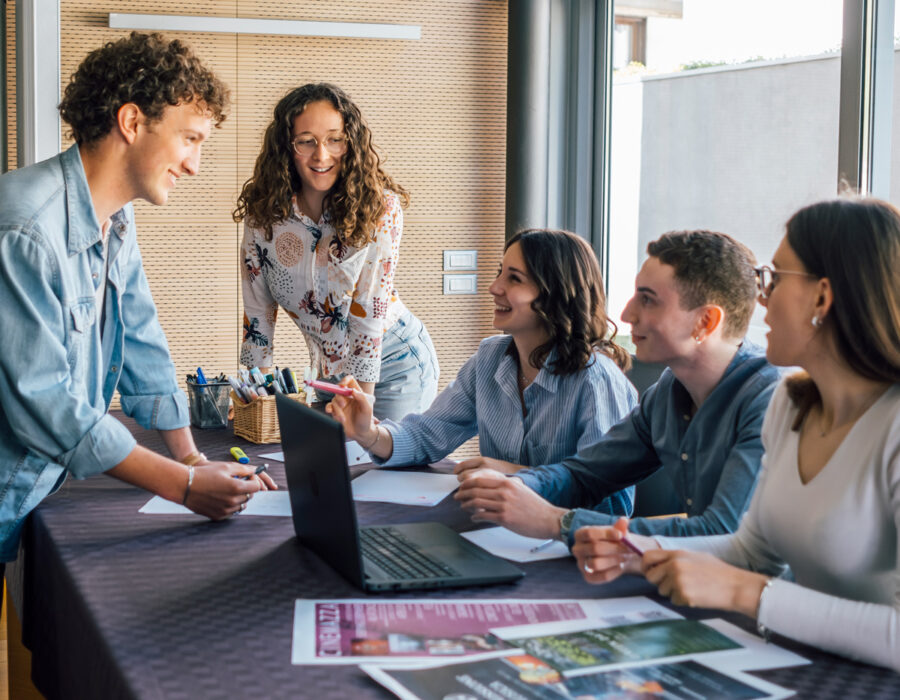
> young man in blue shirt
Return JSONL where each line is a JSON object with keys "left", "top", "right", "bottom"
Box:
{"left": 455, "top": 230, "right": 779, "bottom": 543}
{"left": 0, "top": 33, "right": 273, "bottom": 566}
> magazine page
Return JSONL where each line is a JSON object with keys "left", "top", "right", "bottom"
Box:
{"left": 361, "top": 654, "right": 795, "bottom": 700}
{"left": 292, "top": 597, "right": 680, "bottom": 665}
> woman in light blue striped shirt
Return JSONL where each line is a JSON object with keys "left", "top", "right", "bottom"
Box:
{"left": 327, "top": 229, "right": 638, "bottom": 515}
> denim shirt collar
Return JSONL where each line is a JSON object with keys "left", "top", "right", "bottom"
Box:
{"left": 60, "top": 145, "right": 130, "bottom": 255}
{"left": 670, "top": 339, "right": 764, "bottom": 412}
{"left": 495, "top": 336, "right": 561, "bottom": 399}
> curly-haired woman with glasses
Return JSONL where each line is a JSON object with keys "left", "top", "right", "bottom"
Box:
{"left": 234, "top": 83, "right": 438, "bottom": 421}
{"left": 327, "top": 229, "right": 638, "bottom": 516}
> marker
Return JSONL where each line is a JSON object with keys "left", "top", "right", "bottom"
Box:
{"left": 620, "top": 533, "right": 645, "bottom": 556}
{"left": 304, "top": 378, "right": 354, "bottom": 397}
{"left": 196, "top": 367, "right": 208, "bottom": 385}
{"left": 529, "top": 538, "right": 557, "bottom": 554}
{"left": 230, "top": 447, "right": 249, "bottom": 464}
{"left": 254, "top": 464, "right": 268, "bottom": 476}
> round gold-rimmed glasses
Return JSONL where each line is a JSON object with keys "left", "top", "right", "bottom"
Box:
{"left": 754, "top": 265, "right": 818, "bottom": 301}
{"left": 290, "top": 134, "right": 348, "bottom": 157}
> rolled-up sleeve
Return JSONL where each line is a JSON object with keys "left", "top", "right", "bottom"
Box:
{"left": 115, "top": 227, "right": 189, "bottom": 431}
{"left": 240, "top": 223, "right": 278, "bottom": 369}
{"left": 373, "top": 350, "right": 479, "bottom": 467}
{"left": 0, "top": 228, "right": 136, "bottom": 476}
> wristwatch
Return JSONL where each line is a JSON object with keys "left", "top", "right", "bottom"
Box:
{"left": 558, "top": 509, "right": 577, "bottom": 542}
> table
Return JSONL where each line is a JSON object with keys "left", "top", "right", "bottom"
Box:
{"left": 8, "top": 414, "right": 899, "bottom": 699}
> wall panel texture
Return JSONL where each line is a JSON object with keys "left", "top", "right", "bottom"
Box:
{"left": 30, "top": 1, "right": 508, "bottom": 456}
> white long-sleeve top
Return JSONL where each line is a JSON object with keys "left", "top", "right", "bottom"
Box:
{"left": 656, "top": 380, "right": 900, "bottom": 672}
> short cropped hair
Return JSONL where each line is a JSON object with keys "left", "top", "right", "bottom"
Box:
{"left": 58, "top": 32, "right": 229, "bottom": 145}
{"left": 647, "top": 230, "right": 757, "bottom": 338}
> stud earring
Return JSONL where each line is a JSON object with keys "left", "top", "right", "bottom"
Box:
{"left": 811, "top": 316, "right": 820, "bottom": 328}
{"left": 694, "top": 335, "right": 703, "bottom": 344}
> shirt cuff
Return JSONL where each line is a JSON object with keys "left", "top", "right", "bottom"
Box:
{"left": 515, "top": 469, "right": 542, "bottom": 493}
{"left": 370, "top": 420, "right": 414, "bottom": 467}
{"left": 59, "top": 413, "right": 138, "bottom": 478}
{"left": 120, "top": 389, "right": 190, "bottom": 431}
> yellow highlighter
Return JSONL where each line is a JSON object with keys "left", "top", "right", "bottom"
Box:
{"left": 229, "top": 447, "right": 250, "bottom": 464}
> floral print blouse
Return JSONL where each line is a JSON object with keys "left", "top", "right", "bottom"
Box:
{"left": 240, "top": 191, "right": 407, "bottom": 383}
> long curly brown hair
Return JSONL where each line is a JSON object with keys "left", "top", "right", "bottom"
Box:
{"left": 59, "top": 32, "right": 229, "bottom": 145}
{"left": 233, "top": 83, "right": 409, "bottom": 245}
{"left": 508, "top": 229, "right": 631, "bottom": 375}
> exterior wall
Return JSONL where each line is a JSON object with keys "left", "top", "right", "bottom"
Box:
{"left": 609, "top": 54, "right": 844, "bottom": 339}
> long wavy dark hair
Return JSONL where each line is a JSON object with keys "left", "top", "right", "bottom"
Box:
{"left": 782, "top": 197, "right": 900, "bottom": 428}
{"left": 508, "top": 229, "right": 631, "bottom": 375}
{"left": 233, "top": 83, "right": 408, "bottom": 245}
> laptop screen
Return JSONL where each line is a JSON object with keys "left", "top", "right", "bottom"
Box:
{"left": 275, "top": 394, "right": 366, "bottom": 588}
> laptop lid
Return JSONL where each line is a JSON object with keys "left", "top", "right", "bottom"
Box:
{"left": 275, "top": 394, "right": 367, "bottom": 588}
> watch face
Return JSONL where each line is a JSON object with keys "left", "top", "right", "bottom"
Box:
{"left": 560, "top": 509, "right": 575, "bottom": 536}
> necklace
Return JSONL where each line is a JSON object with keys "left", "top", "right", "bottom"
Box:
{"left": 816, "top": 386, "right": 886, "bottom": 437}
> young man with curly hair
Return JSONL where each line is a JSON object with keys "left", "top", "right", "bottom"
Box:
{"left": 0, "top": 33, "right": 273, "bottom": 572}
{"left": 456, "top": 230, "right": 780, "bottom": 545}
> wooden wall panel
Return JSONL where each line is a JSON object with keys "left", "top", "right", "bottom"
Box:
{"left": 43, "top": 1, "right": 507, "bottom": 457}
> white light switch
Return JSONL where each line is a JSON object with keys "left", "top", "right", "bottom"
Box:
{"left": 443, "top": 250, "right": 478, "bottom": 271}
{"left": 443, "top": 274, "right": 478, "bottom": 295}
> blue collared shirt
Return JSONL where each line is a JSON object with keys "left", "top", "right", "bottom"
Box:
{"left": 0, "top": 145, "right": 189, "bottom": 560}
{"left": 375, "top": 334, "right": 639, "bottom": 515}
{"left": 516, "top": 341, "right": 780, "bottom": 541}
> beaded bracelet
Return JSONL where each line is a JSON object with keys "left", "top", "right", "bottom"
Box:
{"left": 756, "top": 577, "right": 775, "bottom": 642}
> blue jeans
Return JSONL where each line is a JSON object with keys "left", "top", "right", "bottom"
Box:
{"left": 373, "top": 310, "right": 439, "bottom": 421}
{"left": 319, "top": 310, "right": 439, "bottom": 422}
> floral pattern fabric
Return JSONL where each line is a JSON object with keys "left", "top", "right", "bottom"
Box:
{"left": 240, "top": 191, "right": 407, "bottom": 382}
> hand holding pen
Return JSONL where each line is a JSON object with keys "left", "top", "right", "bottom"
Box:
{"left": 570, "top": 518, "right": 656, "bottom": 585}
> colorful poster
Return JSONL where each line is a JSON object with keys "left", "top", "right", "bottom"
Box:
{"left": 291, "top": 597, "right": 680, "bottom": 665}
{"left": 363, "top": 655, "right": 793, "bottom": 700}
{"left": 495, "top": 619, "right": 742, "bottom": 673}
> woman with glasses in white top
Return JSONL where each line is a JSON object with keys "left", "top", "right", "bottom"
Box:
{"left": 573, "top": 196, "right": 900, "bottom": 672}
{"left": 234, "top": 83, "right": 438, "bottom": 421}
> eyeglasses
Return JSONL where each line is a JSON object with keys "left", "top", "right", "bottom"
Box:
{"left": 290, "top": 134, "right": 348, "bottom": 157}
{"left": 754, "top": 265, "right": 818, "bottom": 301}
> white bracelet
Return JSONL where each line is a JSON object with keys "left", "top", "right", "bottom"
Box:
{"left": 359, "top": 426, "right": 381, "bottom": 451}
{"left": 756, "top": 577, "right": 775, "bottom": 642}
{"left": 182, "top": 465, "right": 195, "bottom": 505}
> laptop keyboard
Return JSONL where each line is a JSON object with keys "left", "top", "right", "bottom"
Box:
{"left": 361, "top": 527, "right": 461, "bottom": 580}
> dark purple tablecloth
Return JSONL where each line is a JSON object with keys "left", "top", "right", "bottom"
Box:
{"left": 8, "top": 415, "right": 899, "bottom": 699}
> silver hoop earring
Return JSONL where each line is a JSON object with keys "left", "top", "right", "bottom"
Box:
{"left": 694, "top": 336, "right": 703, "bottom": 344}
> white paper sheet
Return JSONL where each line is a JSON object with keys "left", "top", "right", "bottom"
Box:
{"left": 350, "top": 470, "right": 459, "bottom": 506}
{"left": 461, "top": 526, "right": 571, "bottom": 562}
{"left": 258, "top": 439, "right": 371, "bottom": 465}
{"left": 139, "top": 490, "right": 291, "bottom": 517}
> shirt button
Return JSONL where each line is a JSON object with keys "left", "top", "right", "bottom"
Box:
{"left": 681, "top": 452, "right": 689, "bottom": 461}
{"left": 92, "top": 273, "right": 98, "bottom": 279}
{"left": 683, "top": 414, "right": 690, "bottom": 420}
{"left": 110, "top": 365, "right": 118, "bottom": 373}
{"left": 686, "top": 498, "right": 693, "bottom": 507}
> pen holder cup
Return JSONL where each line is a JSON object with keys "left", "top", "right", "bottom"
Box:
{"left": 231, "top": 391, "right": 306, "bottom": 444}
{"left": 186, "top": 380, "right": 231, "bottom": 429}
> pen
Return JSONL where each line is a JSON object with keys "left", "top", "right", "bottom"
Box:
{"left": 529, "top": 538, "right": 557, "bottom": 554}
{"left": 304, "top": 378, "right": 355, "bottom": 397}
{"left": 620, "top": 533, "right": 645, "bottom": 556}
{"left": 237, "top": 464, "right": 268, "bottom": 480}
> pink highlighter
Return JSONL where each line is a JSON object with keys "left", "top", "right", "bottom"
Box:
{"left": 620, "top": 533, "right": 645, "bottom": 556}
{"left": 304, "top": 378, "right": 355, "bottom": 397}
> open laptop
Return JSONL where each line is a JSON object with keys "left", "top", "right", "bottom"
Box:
{"left": 276, "top": 394, "right": 524, "bottom": 591}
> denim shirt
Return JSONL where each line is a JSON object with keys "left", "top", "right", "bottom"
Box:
{"left": 375, "top": 334, "right": 639, "bottom": 516}
{"left": 0, "top": 145, "right": 189, "bottom": 560}
{"left": 516, "top": 341, "right": 780, "bottom": 542}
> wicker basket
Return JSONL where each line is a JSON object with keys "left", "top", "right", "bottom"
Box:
{"left": 231, "top": 391, "right": 306, "bottom": 444}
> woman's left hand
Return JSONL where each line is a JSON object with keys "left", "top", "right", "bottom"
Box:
{"left": 642, "top": 549, "right": 768, "bottom": 615}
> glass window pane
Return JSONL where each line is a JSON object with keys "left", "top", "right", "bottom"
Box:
{"left": 610, "top": 0, "right": 844, "bottom": 345}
